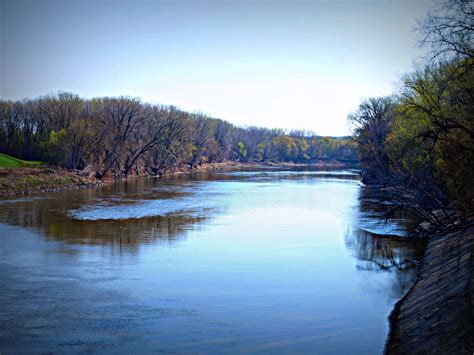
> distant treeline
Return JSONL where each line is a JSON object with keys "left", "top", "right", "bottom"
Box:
{"left": 0, "top": 94, "right": 357, "bottom": 178}
{"left": 349, "top": 0, "right": 473, "bottom": 221}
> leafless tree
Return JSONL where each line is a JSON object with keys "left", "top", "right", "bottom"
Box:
{"left": 347, "top": 96, "right": 396, "bottom": 180}
{"left": 417, "top": 0, "right": 473, "bottom": 62}
{"left": 122, "top": 106, "right": 187, "bottom": 176}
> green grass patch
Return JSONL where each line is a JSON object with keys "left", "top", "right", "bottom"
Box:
{"left": 0, "top": 153, "right": 44, "bottom": 168}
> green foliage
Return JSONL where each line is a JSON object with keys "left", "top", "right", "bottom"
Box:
{"left": 235, "top": 142, "right": 247, "bottom": 160}
{"left": 40, "top": 129, "right": 68, "bottom": 165}
{"left": 350, "top": 59, "right": 474, "bottom": 217}
{"left": 255, "top": 142, "right": 268, "bottom": 161}
{"left": 386, "top": 110, "right": 434, "bottom": 174}
{"left": 349, "top": 0, "right": 473, "bottom": 218}
{"left": 0, "top": 92, "right": 357, "bottom": 179}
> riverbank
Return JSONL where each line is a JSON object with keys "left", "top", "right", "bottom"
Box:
{"left": 0, "top": 160, "right": 356, "bottom": 198}
{"left": 385, "top": 220, "right": 474, "bottom": 354}
{"left": 0, "top": 168, "right": 102, "bottom": 198}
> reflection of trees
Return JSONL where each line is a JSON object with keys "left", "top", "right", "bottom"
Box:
{"left": 46, "top": 214, "right": 207, "bottom": 248}
{"left": 357, "top": 187, "right": 421, "bottom": 236}
{"left": 345, "top": 228, "right": 426, "bottom": 299}
{"left": 346, "top": 228, "right": 425, "bottom": 272}
{"left": 195, "top": 168, "right": 360, "bottom": 185}
{"left": 0, "top": 199, "right": 208, "bottom": 251}
{"left": 0, "top": 177, "right": 214, "bottom": 252}
{"left": 344, "top": 186, "right": 427, "bottom": 298}
{"left": 0, "top": 169, "right": 359, "bottom": 253}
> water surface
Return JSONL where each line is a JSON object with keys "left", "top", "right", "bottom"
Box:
{"left": 0, "top": 168, "right": 424, "bottom": 354}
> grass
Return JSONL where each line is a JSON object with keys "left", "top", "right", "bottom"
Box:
{"left": 0, "top": 153, "right": 44, "bottom": 168}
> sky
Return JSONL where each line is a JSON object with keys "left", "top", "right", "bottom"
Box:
{"left": 0, "top": 0, "right": 435, "bottom": 135}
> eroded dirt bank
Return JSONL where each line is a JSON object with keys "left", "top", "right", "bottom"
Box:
{"left": 386, "top": 221, "right": 474, "bottom": 354}
{"left": 0, "top": 168, "right": 102, "bottom": 198}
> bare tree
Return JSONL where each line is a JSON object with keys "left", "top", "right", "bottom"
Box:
{"left": 417, "top": 0, "right": 473, "bottom": 61}
{"left": 0, "top": 101, "right": 23, "bottom": 155}
{"left": 122, "top": 106, "right": 187, "bottom": 176}
{"left": 94, "top": 97, "right": 145, "bottom": 178}
{"left": 347, "top": 96, "right": 396, "bottom": 180}
{"left": 188, "top": 114, "right": 213, "bottom": 167}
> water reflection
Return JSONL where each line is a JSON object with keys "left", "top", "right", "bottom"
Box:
{"left": 0, "top": 168, "right": 424, "bottom": 354}
{"left": 345, "top": 227, "right": 425, "bottom": 299}
{"left": 343, "top": 186, "right": 425, "bottom": 300}
{"left": 357, "top": 187, "right": 419, "bottom": 236}
{"left": 0, "top": 177, "right": 222, "bottom": 249}
{"left": 348, "top": 229, "right": 424, "bottom": 271}
{"left": 0, "top": 169, "right": 422, "bottom": 264}
{"left": 0, "top": 204, "right": 208, "bottom": 250}
{"left": 0, "top": 169, "right": 359, "bottom": 247}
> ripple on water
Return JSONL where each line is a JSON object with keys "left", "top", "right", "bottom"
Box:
{"left": 68, "top": 197, "right": 218, "bottom": 221}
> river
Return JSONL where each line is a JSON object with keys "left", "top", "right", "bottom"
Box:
{"left": 0, "top": 168, "right": 424, "bottom": 354}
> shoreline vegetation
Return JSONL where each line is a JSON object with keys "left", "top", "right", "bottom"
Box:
{"left": 0, "top": 160, "right": 354, "bottom": 198}
{"left": 0, "top": 95, "right": 357, "bottom": 182}
{"left": 349, "top": 1, "right": 473, "bottom": 353}
{"left": 0, "top": 92, "right": 357, "bottom": 197}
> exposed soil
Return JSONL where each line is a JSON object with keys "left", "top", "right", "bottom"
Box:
{"left": 0, "top": 168, "right": 102, "bottom": 198}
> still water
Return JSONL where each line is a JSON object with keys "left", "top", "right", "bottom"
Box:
{"left": 0, "top": 168, "right": 424, "bottom": 354}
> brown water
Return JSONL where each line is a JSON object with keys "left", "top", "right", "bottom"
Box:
{"left": 0, "top": 168, "right": 424, "bottom": 354}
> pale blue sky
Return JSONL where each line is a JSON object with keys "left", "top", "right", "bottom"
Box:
{"left": 1, "top": 0, "right": 434, "bottom": 135}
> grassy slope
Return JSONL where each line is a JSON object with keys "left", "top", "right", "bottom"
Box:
{"left": 0, "top": 153, "right": 44, "bottom": 168}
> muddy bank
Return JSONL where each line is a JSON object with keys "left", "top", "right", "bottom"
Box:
{"left": 0, "top": 168, "right": 102, "bottom": 198}
{"left": 385, "top": 221, "right": 474, "bottom": 354}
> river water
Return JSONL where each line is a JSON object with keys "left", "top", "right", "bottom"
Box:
{"left": 0, "top": 168, "right": 424, "bottom": 354}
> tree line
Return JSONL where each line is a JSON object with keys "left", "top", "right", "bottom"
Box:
{"left": 0, "top": 94, "right": 357, "bottom": 178}
{"left": 348, "top": 0, "right": 473, "bottom": 223}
